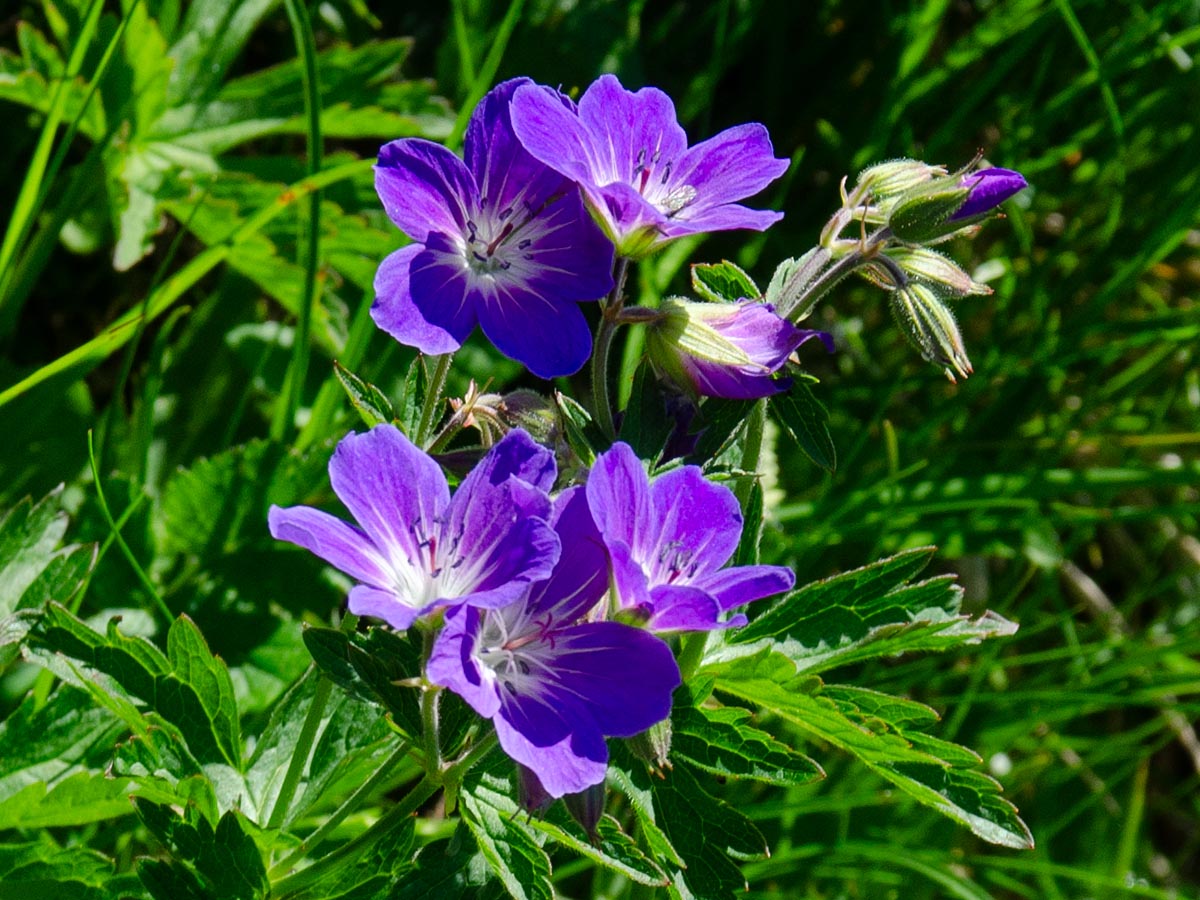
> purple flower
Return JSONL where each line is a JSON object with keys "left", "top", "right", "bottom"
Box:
{"left": 268, "top": 425, "right": 560, "bottom": 630}
{"left": 372, "top": 78, "right": 615, "bottom": 378}
{"left": 428, "top": 487, "right": 680, "bottom": 797}
{"left": 951, "top": 167, "right": 1027, "bottom": 220}
{"left": 647, "top": 297, "right": 833, "bottom": 400}
{"left": 510, "top": 74, "right": 789, "bottom": 257}
{"left": 585, "top": 443, "right": 794, "bottom": 631}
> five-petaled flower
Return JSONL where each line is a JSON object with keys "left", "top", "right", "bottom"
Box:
{"left": 585, "top": 442, "right": 795, "bottom": 631}
{"left": 647, "top": 297, "right": 833, "bottom": 400}
{"left": 268, "top": 425, "right": 560, "bottom": 631}
{"left": 373, "top": 78, "right": 615, "bottom": 378}
{"left": 428, "top": 487, "right": 681, "bottom": 797}
{"left": 510, "top": 74, "right": 789, "bottom": 257}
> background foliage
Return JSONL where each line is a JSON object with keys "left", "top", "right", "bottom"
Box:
{"left": 0, "top": 0, "right": 1197, "bottom": 897}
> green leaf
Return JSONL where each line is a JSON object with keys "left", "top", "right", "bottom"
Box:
{"left": 691, "top": 260, "right": 760, "bottom": 303}
{"left": 272, "top": 813, "right": 414, "bottom": 900}
{"left": 166, "top": 616, "right": 242, "bottom": 771}
{"left": 733, "top": 479, "right": 763, "bottom": 567}
{"left": 690, "top": 398, "right": 754, "bottom": 464}
{"left": 610, "top": 746, "right": 766, "bottom": 900}
{"left": 166, "top": 0, "right": 279, "bottom": 106}
{"left": 394, "top": 827, "right": 502, "bottom": 900}
{"left": 397, "top": 355, "right": 429, "bottom": 439}
{"left": 865, "top": 761, "right": 1034, "bottom": 850}
{"left": 555, "top": 392, "right": 600, "bottom": 468}
{"left": 763, "top": 249, "right": 826, "bottom": 317}
{"left": 0, "top": 836, "right": 135, "bottom": 900}
{"left": 770, "top": 374, "right": 836, "bottom": 472}
{"left": 459, "top": 767, "right": 554, "bottom": 900}
{"left": 334, "top": 361, "right": 395, "bottom": 428}
{"left": 0, "top": 43, "right": 107, "bottom": 140}
{"left": 135, "top": 801, "right": 269, "bottom": 900}
{"left": 719, "top": 548, "right": 1016, "bottom": 676}
{"left": 245, "top": 667, "right": 393, "bottom": 826}
{"left": 618, "top": 362, "right": 676, "bottom": 464}
{"left": 0, "top": 488, "right": 69, "bottom": 616}
{"left": 459, "top": 759, "right": 669, "bottom": 887}
{"left": 0, "top": 686, "right": 132, "bottom": 829}
{"left": 28, "top": 605, "right": 243, "bottom": 769}
{"left": 671, "top": 684, "right": 824, "bottom": 787}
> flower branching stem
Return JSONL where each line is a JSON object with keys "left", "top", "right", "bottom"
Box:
{"left": 417, "top": 353, "right": 454, "bottom": 447}
{"left": 592, "top": 258, "right": 631, "bottom": 440}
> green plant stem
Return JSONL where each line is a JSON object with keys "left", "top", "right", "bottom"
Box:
{"left": 591, "top": 258, "right": 630, "bottom": 441}
{"left": 781, "top": 229, "right": 890, "bottom": 321}
{"left": 86, "top": 430, "right": 172, "bottom": 625}
{"left": 0, "top": 0, "right": 105, "bottom": 333}
{"left": 676, "top": 632, "right": 709, "bottom": 682}
{"left": 271, "top": 732, "right": 498, "bottom": 896}
{"left": 267, "top": 613, "right": 359, "bottom": 832}
{"left": 273, "top": 0, "right": 323, "bottom": 443}
{"left": 421, "top": 684, "right": 443, "bottom": 770}
{"left": 417, "top": 353, "right": 453, "bottom": 447}
{"left": 296, "top": 287, "right": 379, "bottom": 451}
{"left": 0, "top": 158, "right": 374, "bottom": 410}
{"left": 736, "top": 399, "right": 767, "bottom": 508}
{"left": 445, "top": 0, "right": 525, "bottom": 150}
{"left": 267, "top": 741, "right": 410, "bottom": 879}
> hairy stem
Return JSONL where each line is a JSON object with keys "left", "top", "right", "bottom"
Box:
{"left": 591, "top": 258, "right": 631, "bottom": 441}
{"left": 417, "top": 353, "right": 454, "bottom": 447}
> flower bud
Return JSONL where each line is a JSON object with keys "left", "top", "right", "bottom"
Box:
{"left": 888, "top": 247, "right": 992, "bottom": 296}
{"left": 950, "top": 167, "right": 1027, "bottom": 221}
{"left": 856, "top": 158, "right": 948, "bottom": 199}
{"left": 627, "top": 718, "right": 674, "bottom": 772}
{"left": 888, "top": 284, "right": 973, "bottom": 381}
{"left": 516, "top": 763, "right": 555, "bottom": 815}
{"left": 646, "top": 297, "right": 830, "bottom": 400}
{"left": 563, "top": 781, "right": 607, "bottom": 839}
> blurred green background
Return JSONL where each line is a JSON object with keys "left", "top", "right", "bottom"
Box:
{"left": 1, "top": 0, "right": 1197, "bottom": 896}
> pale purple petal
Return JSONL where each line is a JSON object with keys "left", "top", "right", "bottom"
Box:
{"left": 371, "top": 245, "right": 462, "bottom": 355}
{"left": 494, "top": 709, "right": 608, "bottom": 798}
{"left": 585, "top": 442, "right": 655, "bottom": 567}
{"left": 327, "top": 425, "right": 449, "bottom": 566}
{"left": 510, "top": 83, "right": 603, "bottom": 188}
{"left": 669, "top": 123, "right": 789, "bottom": 215}
{"left": 646, "top": 584, "right": 727, "bottom": 632}
{"left": 476, "top": 283, "right": 593, "bottom": 378}
{"left": 267, "top": 505, "right": 391, "bottom": 587}
{"left": 428, "top": 606, "right": 502, "bottom": 718}
{"left": 681, "top": 358, "right": 789, "bottom": 400}
{"left": 648, "top": 465, "right": 742, "bottom": 579}
{"left": 659, "top": 204, "right": 783, "bottom": 239}
{"left": 375, "top": 139, "right": 476, "bottom": 242}
{"left": 691, "top": 564, "right": 795, "bottom": 612}
{"left": 575, "top": 74, "right": 688, "bottom": 188}
{"left": 347, "top": 584, "right": 420, "bottom": 631}
{"left": 407, "top": 233, "right": 479, "bottom": 347}
{"left": 437, "top": 431, "right": 559, "bottom": 604}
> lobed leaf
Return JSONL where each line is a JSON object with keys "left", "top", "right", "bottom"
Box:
{"left": 691, "top": 260, "right": 761, "bottom": 303}
{"left": 771, "top": 374, "right": 836, "bottom": 472}
{"left": 459, "top": 768, "right": 554, "bottom": 900}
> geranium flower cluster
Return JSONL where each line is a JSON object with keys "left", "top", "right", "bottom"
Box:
{"left": 269, "top": 71, "right": 1026, "bottom": 801}
{"left": 269, "top": 425, "right": 793, "bottom": 795}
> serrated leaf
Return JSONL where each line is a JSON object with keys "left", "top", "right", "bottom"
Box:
{"left": 691, "top": 260, "right": 760, "bottom": 303}
{"left": 397, "top": 355, "right": 429, "bottom": 439}
{"left": 618, "top": 362, "right": 676, "bottom": 464}
{"left": 334, "top": 362, "right": 395, "bottom": 428}
{"left": 771, "top": 375, "right": 836, "bottom": 472}
{"left": 393, "top": 827, "right": 501, "bottom": 900}
{"left": 717, "top": 548, "right": 1015, "bottom": 677}
{"left": 690, "top": 398, "right": 754, "bottom": 464}
{"left": 272, "top": 810, "right": 414, "bottom": 900}
{"left": 555, "top": 392, "right": 600, "bottom": 468}
{"left": 459, "top": 768, "right": 553, "bottom": 900}
{"left": 671, "top": 686, "right": 824, "bottom": 787}
{"left": 0, "top": 836, "right": 132, "bottom": 900}
{"left": 0, "top": 488, "right": 69, "bottom": 616}
{"left": 0, "top": 46, "right": 107, "bottom": 140}
{"left": 29, "top": 605, "right": 242, "bottom": 769}
{"left": 166, "top": 616, "right": 242, "bottom": 771}
{"left": 135, "top": 802, "right": 269, "bottom": 900}
{"left": 866, "top": 761, "right": 1034, "bottom": 849}
{"left": 461, "top": 759, "right": 668, "bottom": 887}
